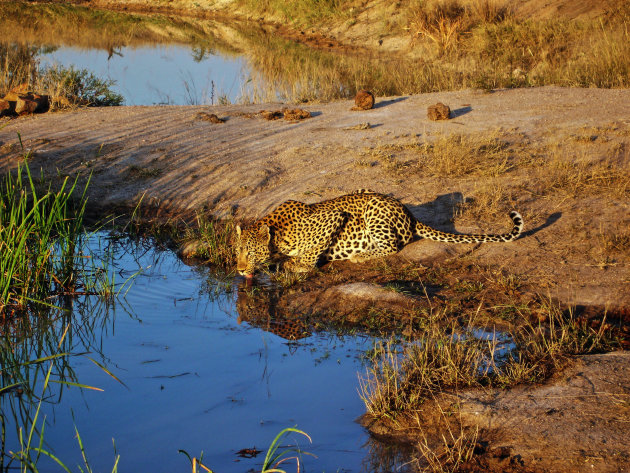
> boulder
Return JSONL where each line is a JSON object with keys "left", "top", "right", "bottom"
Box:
{"left": 352, "top": 89, "right": 375, "bottom": 110}
{"left": 3, "top": 83, "right": 30, "bottom": 102}
{"left": 427, "top": 102, "right": 451, "bottom": 120}
{"left": 15, "top": 93, "right": 50, "bottom": 115}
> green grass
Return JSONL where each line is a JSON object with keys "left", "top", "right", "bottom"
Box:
{"left": 0, "top": 157, "right": 89, "bottom": 312}
{"left": 0, "top": 43, "right": 123, "bottom": 107}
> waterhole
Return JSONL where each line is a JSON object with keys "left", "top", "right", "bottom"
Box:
{"left": 2, "top": 233, "right": 410, "bottom": 472}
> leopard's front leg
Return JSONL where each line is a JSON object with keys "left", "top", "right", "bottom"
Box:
{"left": 283, "top": 249, "right": 321, "bottom": 273}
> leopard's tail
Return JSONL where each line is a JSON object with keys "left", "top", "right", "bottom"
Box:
{"left": 414, "top": 211, "right": 523, "bottom": 243}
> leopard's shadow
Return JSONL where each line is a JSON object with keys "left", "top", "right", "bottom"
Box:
{"left": 406, "top": 192, "right": 464, "bottom": 233}
{"left": 406, "top": 193, "right": 562, "bottom": 238}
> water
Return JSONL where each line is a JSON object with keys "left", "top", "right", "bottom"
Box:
{"left": 3, "top": 234, "right": 405, "bottom": 473}
{"left": 39, "top": 44, "right": 248, "bottom": 105}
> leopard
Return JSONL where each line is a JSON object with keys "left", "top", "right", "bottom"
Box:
{"left": 235, "top": 189, "right": 523, "bottom": 277}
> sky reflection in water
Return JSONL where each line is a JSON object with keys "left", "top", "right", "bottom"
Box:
{"left": 15, "top": 234, "right": 403, "bottom": 473}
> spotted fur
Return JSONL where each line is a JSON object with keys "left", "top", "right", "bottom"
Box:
{"left": 235, "top": 191, "right": 523, "bottom": 275}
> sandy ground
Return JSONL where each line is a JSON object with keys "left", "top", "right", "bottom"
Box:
{"left": 1, "top": 86, "right": 629, "bottom": 309}
{"left": 2, "top": 85, "right": 629, "bottom": 471}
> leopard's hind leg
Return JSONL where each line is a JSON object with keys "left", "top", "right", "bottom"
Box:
{"left": 349, "top": 222, "right": 400, "bottom": 263}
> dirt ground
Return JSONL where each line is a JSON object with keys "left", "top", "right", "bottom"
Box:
{"left": 1, "top": 86, "right": 628, "bottom": 309}
{"left": 1, "top": 86, "right": 629, "bottom": 471}
{"left": 361, "top": 350, "right": 630, "bottom": 473}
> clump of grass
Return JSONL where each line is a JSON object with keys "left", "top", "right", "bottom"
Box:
{"left": 416, "top": 133, "right": 513, "bottom": 177}
{"left": 453, "top": 181, "right": 518, "bottom": 227}
{"left": 269, "top": 268, "right": 310, "bottom": 288}
{"left": 496, "top": 300, "right": 618, "bottom": 386}
{"left": 413, "top": 405, "right": 479, "bottom": 473}
{"left": 359, "top": 311, "right": 500, "bottom": 418}
{"left": 531, "top": 143, "right": 630, "bottom": 198}
{"left": 360, "top": 297, "right": 617, "bottom": 419}
{"left": 0, "top": 158, "right": 88, "bottom": 313}
{"left": 180, "top": 214, "right": 235, "bottom": 271}
{"left": 0, "top": 43, "right": 123, "bottom": 107}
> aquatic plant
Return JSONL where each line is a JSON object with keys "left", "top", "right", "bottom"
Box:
{"left": 179, "top": 426, "right": 313, "bottom": 473}
{"left": 261, "top": 426, "right": 314, "bottom": 473}
{"left": 0, "top": 156, "right": 89, "bottom": 313}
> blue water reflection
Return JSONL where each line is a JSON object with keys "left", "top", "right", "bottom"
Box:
{"left": 39, "top": 45, "right": 248, "bottom": 105}
{"left": 21, "top": 234, "right": 397, "bottom": 473}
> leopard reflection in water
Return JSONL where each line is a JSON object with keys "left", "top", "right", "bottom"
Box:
{"left": 236, "top": 282, "right": 311, "bottom": 341}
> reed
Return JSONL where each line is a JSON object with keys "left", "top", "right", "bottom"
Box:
{"left": 0, "top": 158, "right": 89, "bottom": 313}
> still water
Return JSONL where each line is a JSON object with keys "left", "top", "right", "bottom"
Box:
{"left": 39, "top": 44, "right": 248, "bottom": 105}
{"left": 5, "top": 234, "right": 405, "bottom": 473}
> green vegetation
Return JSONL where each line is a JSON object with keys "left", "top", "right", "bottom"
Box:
{"left": 0, "top": 157, "right": 88, "bottom": 312}
{"left": 180, "top": 426, "right": 313, "bottom": 473}
{"left": 0, "top": 145, "right": 126, "bottom": 472}
{"left": 181, "top": 214, "right": 236, "bottom": 271}
{"left": 0, "top": 43, "right": 123, "bottom": 107}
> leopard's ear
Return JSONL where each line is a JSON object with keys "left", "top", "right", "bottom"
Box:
{"left": 258, "top": 224, "right": 271, "bottom": 244}
{"left": 235, "top": 224, "right": 242, "bottom": 238}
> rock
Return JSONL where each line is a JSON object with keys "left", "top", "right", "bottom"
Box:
{"left": 0, "top": 99, "right": 12, "bottom": 117}
{"left": 352, "top": 89, "right": 375, "bottom": 110}
{"left": 15, "top": 94, "right": 50, "bottom": 115}
{"left": 3, "top": 83, "right": 30, "bottom": 102}
{"left": 331, "top": 282, "right": 411, "bottom": 304}
{"left": 283, "top": 108, "right": 311, "bottom": 121}
{"left": 32, "top": 94, "right": 50, "bottom": 113}
{"left": 427, "top": 102, "right": 451, "bottom": 120}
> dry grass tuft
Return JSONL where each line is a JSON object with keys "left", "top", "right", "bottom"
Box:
{"left": 530, "top": 143, "right": 630, "bottom": 198}
{"left": 413, "top": 405, "right": 480, "bottom": 473}
{"left": 360, "top": 296, "right": 617, "bottom": 418}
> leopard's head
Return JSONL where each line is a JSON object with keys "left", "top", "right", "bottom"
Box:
{"left": 235, "top": 223, "right": 271, "bottom": 277}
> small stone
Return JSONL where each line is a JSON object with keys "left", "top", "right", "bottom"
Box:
{"left": 427, "top": 102, "right": 451, "bottom": 120}
{"left": 352, "top": 90, "right": 375, "bottom": 111}
{"left": 260, "top": 110, "right": 283, "bottom": 120}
